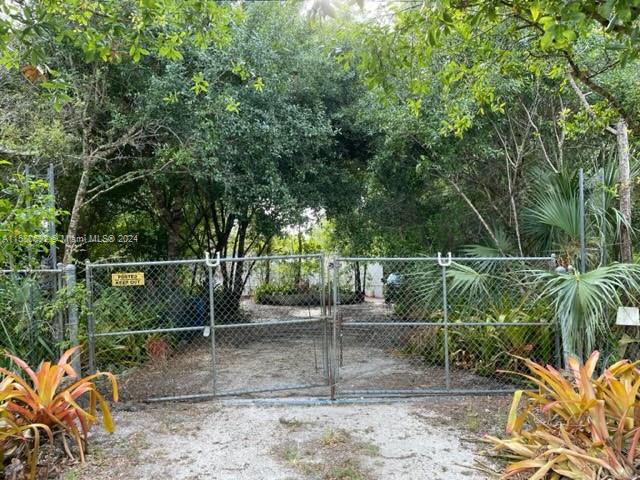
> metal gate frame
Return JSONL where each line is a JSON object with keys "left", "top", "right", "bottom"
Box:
{"left": 330, "top": 254, "right": 559, "bottom": 398}
{"left": 86, "top": 258, "right": 215, "bottom": 401}
{"left": 87, "top": 253, "right": 558, "bottom": 401}
{"left": 87, "top": 254, "right": 334, "bottom": 401}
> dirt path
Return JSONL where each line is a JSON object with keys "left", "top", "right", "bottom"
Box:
{"left": 68, "top": 397, "right": 508, "bottom": 480}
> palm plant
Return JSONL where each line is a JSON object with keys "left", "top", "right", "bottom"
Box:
{"left": 523, "top": 173, "right": 581, "bottom": 263}
{"left": 461, "top": 165, "right": 640, "bottom": 364}
{"left": 529, "top": 263, "right": 640, "bottom": 361}
{"left": 468, "top": 164, "right": 630, "bottom": 267}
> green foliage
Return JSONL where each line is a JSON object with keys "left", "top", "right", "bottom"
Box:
{"left": 531, "top": 262, "right": 640, "bottom": 361}
{"left": 358, "top": 0, "right": 640, "bottom": 135}
{"left": 254, "top": 282, "right": 323, "bottom": 306}
{"left": 0, "top": 274, "right": 59, "bottom": 369}
{"left": 91, "top": 287, "right": 164, "bottom": 371}
{"left": 395, "top": 260, "right": 556, "bottom": 377}
{"left": 0, "top": 0, "right": 241, "bottom": 68}
{"left": 0, "top": 166, "right": 57, "bottom": 268}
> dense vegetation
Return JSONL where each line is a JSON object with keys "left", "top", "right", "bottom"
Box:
{"left": 1, "top": 0, "right": 639, "bottom": 360}
{"left": 2, "top": 1, "right": 640, "bottom": 478}
{"left": 1, "top": 0, "right": 637, "bottom": 262}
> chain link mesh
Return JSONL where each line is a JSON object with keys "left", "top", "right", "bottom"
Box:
{"left": 213, "top": 256, "right": 329, "bottom": 397}
{"left": 89, "top": 261, "right": 213, "bottom": 401}
{"left": 88, "top": 255, "right": 558, "bottom": 401}
{"left": 333, "top": 257, "right": 558, "bottom": 395}
{"left": 88, "top": 255, "right": 330, "bottom": 400}
{"left": 0, "top": 269, "right": 64, "bottom": 369}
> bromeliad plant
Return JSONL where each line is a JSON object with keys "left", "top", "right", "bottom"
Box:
{"left": 0, "top": 346, "right": 118, "bottom": 477}
{"left": 487, "top": 351, "right": 640, "bottom": 479}
{"left": 0, "top": 376, "right": 52, "bottom": 480}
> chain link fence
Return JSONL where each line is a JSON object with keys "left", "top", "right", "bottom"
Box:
{"left": 212, "top": 255, "right": 330, "bottom": 398}
{"left": 0, "top": 267, "right": 70, "bottom": 369}
{"left": 87, "top": 254, "right": 331, "bottom": 401}
{"left": 87, "top": 259, "right": 214, "bottom": 401}
{"left": 332, "top": 256, "right": 558, "bottom": 397}
{"left": 87, "top": 254, "right": 558, "bottom": 401}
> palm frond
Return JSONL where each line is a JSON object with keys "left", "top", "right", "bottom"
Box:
{"left": 447, "top": 262, "right": 493, "bottom": 301}
{"left": 529, "top": 262, "right": 640, "bottom": 360}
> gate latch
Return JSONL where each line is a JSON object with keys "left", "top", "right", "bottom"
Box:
{"left": 205, "top": 251, "right": 221, "bottom": 267}
{"left": 437, "top": 252, "right": 452, "bottom": 267}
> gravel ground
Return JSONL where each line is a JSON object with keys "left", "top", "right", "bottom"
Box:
{"left": 67, "top": 396, "right": 510, "bottom": 480}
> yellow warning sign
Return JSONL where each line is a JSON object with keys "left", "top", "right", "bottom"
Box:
{"left": 111, "top": 272, "right": 145, "bottom": 286}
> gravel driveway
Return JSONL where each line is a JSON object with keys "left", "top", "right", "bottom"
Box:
{"left": 68, "top": 397, "right": 509, "bottom": 480}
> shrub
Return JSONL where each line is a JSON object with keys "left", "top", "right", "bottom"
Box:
{"left": 487, "top": 351, "right": 640, "bottom": 479}
{"left": 0, "top": 346, "right": 117, "bottom": 478}
{"left": 92, "top": 287, "right": 163, "bottom": 372}
{"left": 401, "top": 298, "right": 555, "bottom": 379}
{"left": 254, "top": 282, "right": 302, "bottom": 304}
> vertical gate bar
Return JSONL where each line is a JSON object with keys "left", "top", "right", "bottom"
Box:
{"left": 330, "top": 255, "right": 339, "bottom": 400}
{"left": 320, "top": 255, "right": 329, "bottom": 379}
{"left": 54, "top": 268, "right": 63, "bottom": 353}
{"left": 86, "top": 261, "right": 96, "bottom": 374}
{"left": 442, "top": 264, "right": 451, "bottom": 390}
{"left": 207, "top": 261, "right": 217, "bottom": 396}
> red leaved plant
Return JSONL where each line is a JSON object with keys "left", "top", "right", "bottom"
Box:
{"left": 0, "top": 346, "right": 118, "bottom": 467}
{"left": 0, "top": 375, "right": 52, "bottom": 480}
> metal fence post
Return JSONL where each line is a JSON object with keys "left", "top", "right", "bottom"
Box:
{"left": 64, "top": 263, "right": 81, "bottom": 374}
{"left": 86, "top": 261, "right": 95, "bottom": 374}
{"left": 554, "top": 320, "right": 563, "bottom": 369}
{"left": 578, "top": 168, "right": 586, "bottom": 273}
{"left": 207, "top": 260, "right": 218, "bottom": 396}
{"left": 442, "top": 266, "right": 451, "bottom": 390}
{"left": 319, "top": 255, "right": 329, "bottom": 379}
{"left": 438, "top": 253, "right": 452, "bottom": 391}
{"left": 330, "top": 254, "right": 339, "bottom": 400}
{"left": 53, "top": 267, "right": 64, "bottom": 350}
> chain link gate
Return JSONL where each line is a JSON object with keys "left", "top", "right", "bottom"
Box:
{"left": 331, "top": 255, "right": 559, "bottom": 397}
{"left": 87, "top": 259, "right": 216, "bottom": 401}
{"left": 87, "top": 253, "right": 558, "bottom": 401}
{"left": 87, "top": 254, "right": 332, "bottom": 401}
{"left": 210, "top": 254, "right": 331, "bottom": 397}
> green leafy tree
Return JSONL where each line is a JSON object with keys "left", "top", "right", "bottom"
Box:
{"left": 0, "top": 162, "right": 56, "bottom": 268}
{"left": 0, "top": 0, "right": 239, "bottom": 68}
{"left": 355, "top": 0, "right": 640, "bottom": 261}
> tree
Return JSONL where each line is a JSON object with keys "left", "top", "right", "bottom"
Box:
{"left": 90, "top": 3, "right": 368, "bottom": 314}
{"left": 355, "top": 0, "right": 640, "bottom": 261}
{"left": 0, "top": 0, "right": 241, "bottom": 263}
{"left": 0, "top": 0, "right": 238, "bottom": 69}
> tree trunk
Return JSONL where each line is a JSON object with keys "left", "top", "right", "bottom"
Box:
{"left": 617, "top": 118, "right": 633, "bottom": 263}
{"left": 63, "top": 162, "right": 92, "bottom": 263}
{"left": 449, "top": 179, "right": 504, "bottom": 253}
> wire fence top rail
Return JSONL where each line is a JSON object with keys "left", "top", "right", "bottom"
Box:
{"left": 87, "top": 253, "right": 325, "bottom": 268}
{"left": 88, "top": 258, "right": 207, "bottom": 268}
{"left": 337, "top": 255, "right": 556, "bottom": 262}
{"left": 85, "top": 253, "right": 555, "bottom": 268}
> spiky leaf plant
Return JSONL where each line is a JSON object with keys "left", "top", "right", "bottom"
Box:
{"left": 487, "top": 352, "right": 640, "bottom": 480}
